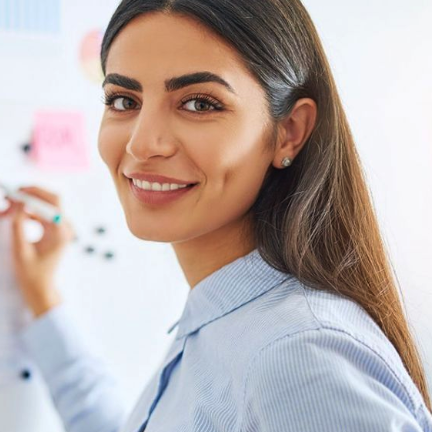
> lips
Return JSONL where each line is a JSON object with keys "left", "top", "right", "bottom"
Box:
{"left": 128, "top": 177, "right": 198, "bottom": 205}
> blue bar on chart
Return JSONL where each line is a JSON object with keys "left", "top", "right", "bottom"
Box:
{"left": 0, "top": 0, "right": 61, "bottom": 34}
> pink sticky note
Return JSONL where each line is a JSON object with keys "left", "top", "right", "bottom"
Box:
{"left": 31, "top": 111, "right": 90, "bottom": 171}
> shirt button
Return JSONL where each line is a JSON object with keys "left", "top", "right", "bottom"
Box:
{"left": 20, "top": 369, "right": 32, "bottom": 380}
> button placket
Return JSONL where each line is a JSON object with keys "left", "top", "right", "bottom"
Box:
{"left": 135, "top": 336, "right": 186, "bottom": 432}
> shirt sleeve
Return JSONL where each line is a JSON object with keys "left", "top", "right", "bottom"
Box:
{"left": 241, "top": 327, "right": 425, "bottom": 432}
{"left": 18, "top": 302, "right": 129, "bottom": 432}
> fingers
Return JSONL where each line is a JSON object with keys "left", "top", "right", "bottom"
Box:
{"left": 0, "top": 208, "right": 11, "bottom": 217}
{"left": 6, "top": 186, "right": 73, "bottom": 245}
{"left": 18, "top": 186, "right": 61, "bottom": 208}
{"left": 10, "top": 203, "right": 30, "bottom": 261}
{"left": 5, "top": 194, "right": 50, "bottom": 226}
{"left": 0, "top": 198, "right": 20, "bottom": 218}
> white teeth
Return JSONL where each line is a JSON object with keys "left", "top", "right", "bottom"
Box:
{"left": 132, "top": 179, "right": 189, "bottom": 191}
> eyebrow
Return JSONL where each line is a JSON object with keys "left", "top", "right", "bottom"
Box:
{"left": 102, "top": 71, "right": 237, "bottom": 95}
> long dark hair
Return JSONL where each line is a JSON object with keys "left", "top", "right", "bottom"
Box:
{"left": 100, "top": 0, "right": 431, "bottom": 411}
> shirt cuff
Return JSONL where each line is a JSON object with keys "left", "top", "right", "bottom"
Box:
{"left": 18, "top": 302, "right": 90, "bottom": 378}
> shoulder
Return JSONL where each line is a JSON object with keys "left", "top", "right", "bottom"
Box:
{"left": 239, "top": 327, "right": 424, "bottom": 431}
{"left": 250, "top": 280, "right": 424, "bottom": 406}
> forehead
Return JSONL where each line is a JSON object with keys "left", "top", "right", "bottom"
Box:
{"left": 105, "top": 12, "right": 262, "bottom": 96}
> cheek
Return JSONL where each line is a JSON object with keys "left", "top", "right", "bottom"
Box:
{"left": 192, "top": 120, "right": 268, "bottom": 189}
{"left": 186, "top": 120, "right": 270, "bottom": 220}
{"left": 97, "top": 119, "right": 125, "bottom": 171}
{"left": 185, "top": 122, "right": 245, "bottom": 170}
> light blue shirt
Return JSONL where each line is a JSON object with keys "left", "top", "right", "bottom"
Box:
{"left": 19, "top": 248, "right": 432, "bottom": 431}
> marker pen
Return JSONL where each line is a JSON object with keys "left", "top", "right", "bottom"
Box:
{"left": 0, "top": 184, "right": 62, "bottom": 224}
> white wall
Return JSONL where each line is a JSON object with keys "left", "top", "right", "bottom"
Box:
{"left": 0, "top": 1, "right": 431, "bottom": 430}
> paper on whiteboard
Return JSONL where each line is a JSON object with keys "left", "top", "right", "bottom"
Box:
{"left": 31, "top": 110, "right": 90, "bottom": 171}
{"left": 0, "top": 0, "right": 61, "bottom": 35}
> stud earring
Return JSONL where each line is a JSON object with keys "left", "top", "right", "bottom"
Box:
{"left": 281, "top": 157, "right": 292, "bottom": 168}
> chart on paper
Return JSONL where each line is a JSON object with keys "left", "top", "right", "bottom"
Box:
{"left": 0, "top": 0, "right": 61, "bottom": 34}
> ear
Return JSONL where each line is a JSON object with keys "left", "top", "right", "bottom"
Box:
{"left": 272, "top": 98, "right": 317, "bottom": 168}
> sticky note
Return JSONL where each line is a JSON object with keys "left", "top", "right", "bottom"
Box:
{"left": 31, "top": 111, "right": 90, "bottom": 171}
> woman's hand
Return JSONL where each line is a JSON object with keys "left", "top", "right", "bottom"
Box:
{"left": 2, "top": 186, "right": 76, "bottom": 317}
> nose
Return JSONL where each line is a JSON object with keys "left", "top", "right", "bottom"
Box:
{"left": 125, "top": 108, "right": 177, "bottom": 162}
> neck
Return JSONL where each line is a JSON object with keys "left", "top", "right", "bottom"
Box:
{"left": 172, "top": 214, "right": 256, "bottom": 290}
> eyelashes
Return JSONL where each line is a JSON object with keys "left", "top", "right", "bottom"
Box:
{"left": 102, "top": 92, "right": 138, "bottom": 111}
{"left": 101, "top": 90, "right": 225, "bottom": 115}
{"left": 181, "top": 93, "right": 225, "bottom": 113}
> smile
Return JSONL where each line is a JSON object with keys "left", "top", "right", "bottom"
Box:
{"left": 128, "top": 178, "right": 198, "bottom": 205}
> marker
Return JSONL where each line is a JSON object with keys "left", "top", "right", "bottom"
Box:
{"left": 0, "top": 184, "right": 62, "bottom": 224}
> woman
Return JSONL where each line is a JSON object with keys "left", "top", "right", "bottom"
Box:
{"left": 2, "top": 0, "right": 432, "bottom": 431}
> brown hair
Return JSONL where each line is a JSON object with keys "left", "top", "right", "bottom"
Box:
{"left": 101, "top": 0, "right": 431, "bottom": 411}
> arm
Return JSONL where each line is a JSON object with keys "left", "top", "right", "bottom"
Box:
{"left": 2, "top": 190, "right": 128, "bottom": 431}
{"left": 240, "top": 327, "right": 425, "bottom": 432}
{"left": 19, "top": 302, "right": 128, "bottom": 432}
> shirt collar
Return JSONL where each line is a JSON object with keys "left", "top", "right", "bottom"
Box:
{"left": 167, "top": 248, "right": 293, "bottom": 339}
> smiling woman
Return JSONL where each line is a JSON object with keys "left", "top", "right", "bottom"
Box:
{"left": 8, "top": 1, "right": 432, "bottom": 432}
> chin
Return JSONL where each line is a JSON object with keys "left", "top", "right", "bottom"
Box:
{"left": 126, "top": 221, "right": 174, "bottom": 243}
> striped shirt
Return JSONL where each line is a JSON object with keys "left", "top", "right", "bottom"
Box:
{"left": 20, "top": 248, "right": 432, "bottom": 431}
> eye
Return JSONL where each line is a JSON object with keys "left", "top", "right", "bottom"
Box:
{"left": 113, "top": 97, "right": 138, "bottom": 111}
{"left": 180, "top": 93, "right": 224, "bottom": 114}
{"left": 102, "top": 91, "right": 225, "bottom": 115}
{"left": 102, "top": 92, "right": 139, "bottom": 112}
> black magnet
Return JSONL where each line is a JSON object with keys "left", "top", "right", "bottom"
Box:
{"left": 20, "top": 369, "right": 31, "bottom": 380}
{"left": 21, "top": 143, "right": 32, "bottom": 154}
{"left": 104, "top": 251, "right": 115, "bottom": 260}
{"left": 95, "top": 226, "right": 106, "bottom": 235}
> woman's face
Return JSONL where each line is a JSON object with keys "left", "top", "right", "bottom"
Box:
{"left": 98, "top": 12, "right": 276, "bottom": 244}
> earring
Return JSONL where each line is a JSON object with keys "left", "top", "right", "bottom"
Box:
{"left": 281, "top": 157, "right": 292, "bottom": 168}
